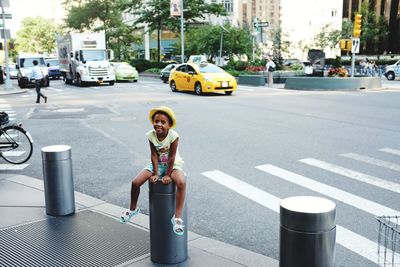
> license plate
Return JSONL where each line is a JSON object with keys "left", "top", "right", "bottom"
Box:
{"left": 222, "top": 81, "right": 228, "bottom": 87}
{"left": 25, "top": 131, "right": 34, "bottom": 143}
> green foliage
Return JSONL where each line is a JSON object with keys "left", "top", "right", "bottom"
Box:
{"left": 130, "top": 59, "right": 168, "bottom": 72}
{"left": 314, "top": 23, "right": 341, "bottom": 51}
{"left": 63, "top": 0, "right": 142, "bottom": 60}
{"left": 331, "top": 56, "right": 342, "bottom": 68}
{"left": 15, "top": 16, "right": 61, "bottom": 54}
{"left": 225, "top": 60, "right": 249, "bottom": 71}
{"left": 179, "top": 24, "right": 252, "bottom": 60}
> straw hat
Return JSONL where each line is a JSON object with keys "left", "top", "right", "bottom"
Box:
{"left": 149, "top": 106, "right": 176, "bottom": 128}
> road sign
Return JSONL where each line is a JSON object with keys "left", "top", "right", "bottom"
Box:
{"left": 351, "top": 38, "right": 360, "bottom": 53}
{"left": 340, "top": 39, "right": 352, "bottom": 51}
{"left": 0, "top": 29, "right": 10, "bottom": 38}
{"left": 0, "top": 13, "right": 12, "bottom": 19}
{"left": 258, "top": 22, "right": 269, "bottom": 27}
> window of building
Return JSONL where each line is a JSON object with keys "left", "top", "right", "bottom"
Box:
{"left": 222, "top": 0, "right": 233, "bottom": 13}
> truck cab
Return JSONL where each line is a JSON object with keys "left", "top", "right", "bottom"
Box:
{"left": 16, "top": 54, "right": 49, "bottom": 88}
{"left": 384, "top": 60, "right": 400, "bottom": 80}
{"left": 57, "top": 32, "right": 115, "bottom": 86}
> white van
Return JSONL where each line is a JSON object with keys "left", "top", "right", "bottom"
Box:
{"left": 16, "top": 54, "right": 49, "bottom": 88}
{"left": 384, "top": 60, "right": 400, "bottom": 80}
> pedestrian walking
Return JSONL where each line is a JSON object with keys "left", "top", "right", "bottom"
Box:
{"left": 120, "top": 106, "right": 186, "bottom": 236}
{"left": 31, "top": 60, "right": 47, "bottom": 104}
{"left": 265, "top": 56, "right": 276, "bottom": 88}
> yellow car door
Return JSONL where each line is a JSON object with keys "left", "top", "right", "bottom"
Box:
{"left": 183, "top": 65, "right": 197, "bottom": 91}
{"left": 172, "top": 65, "right": 186, "bottom": 90}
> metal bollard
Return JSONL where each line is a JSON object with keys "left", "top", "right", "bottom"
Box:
{"left": 41, "top": 145, "right": 75, "bottom": 216}
{"left": 149, "top": 180, "right": 187, "bottom": 264}
{"left": 279, "top": 196, "right": 336, "bottom": 267}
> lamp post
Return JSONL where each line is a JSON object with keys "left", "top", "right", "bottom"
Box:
{"left": 218, "top": 25, "right": 226, "bottom": 66}
{"left": 1, "top": 0, "right": 12, "bottom": 90}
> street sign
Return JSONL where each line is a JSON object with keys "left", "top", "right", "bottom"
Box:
{"left": 258, "top": 22, "right": 269, "bottom": 27}
{"left": 0, "top": 29, "right": 10, "bottom": 38}
{"left": 351, "top": 38, "right": 360, "bottom": 53}
{"left": 340, "top": 39, "right": 352, "bottom": 51}
{"left": 0, "top": 13, "right": 11, "bottom": 19}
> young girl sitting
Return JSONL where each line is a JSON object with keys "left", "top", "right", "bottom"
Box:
{"left": 120, "top": 106, "right": 186, "bottom": 235}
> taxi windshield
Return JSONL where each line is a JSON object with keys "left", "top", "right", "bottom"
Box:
{"left": 198, "top": 64, "right": 225, "bottom": 74}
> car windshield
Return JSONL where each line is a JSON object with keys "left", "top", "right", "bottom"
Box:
{"left": 46, "top": 59, "right": 59, "bottom": 66}
{"left": 81, "top": 50, "right": 106, "bottom": 61}
{"left": 198, "top": 64, "right": 225, "bottom": 74}
{"left": 19, "top": 57, "right": 46, "bottom": 68}
{"left": 115, "top": 63, "right": 132, "bottom": 70}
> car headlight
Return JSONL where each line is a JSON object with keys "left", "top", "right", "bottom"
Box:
{"left": 204, "top": 76, "right": 214, "bottom": 82}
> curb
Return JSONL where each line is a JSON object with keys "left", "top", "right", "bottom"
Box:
{"left": 0, "top": 89, "right": 27, "bottom": 95}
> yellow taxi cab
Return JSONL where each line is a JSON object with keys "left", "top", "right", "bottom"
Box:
{"left": 169, "top": 62, "right": 237, "bottom": 95}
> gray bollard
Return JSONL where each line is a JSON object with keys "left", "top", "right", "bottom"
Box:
{"left": 41, "top": 145, "right": 75, "bottom": 216}
{"left": 279, "top": 196, "right": 336, "bottom": 267}
{"left": 149, "top": 180, "right": 187, "bottom": 264}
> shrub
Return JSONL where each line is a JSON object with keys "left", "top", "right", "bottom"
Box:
{"left": 328, "top": 67, "right": 348, "bottom": 77}
{"left": 130, "top": 59, "right": 169, "bottom": 72}
{"left": 245, "top": 65, "right": 265, "bottom": 72}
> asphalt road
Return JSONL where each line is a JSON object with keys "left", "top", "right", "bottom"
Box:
{"left": 2, "top": 77, "right": 400, "bottom": 267}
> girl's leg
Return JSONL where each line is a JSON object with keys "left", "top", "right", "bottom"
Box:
{"left": 130, "top": 169, "right": 152, "bottom": 210}
{"left": 171, "top": 169, "right": 186, "bottom": 218}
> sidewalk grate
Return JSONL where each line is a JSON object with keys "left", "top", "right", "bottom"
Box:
{"left": 0, "top": 210, "right": 150, "bottom": 266}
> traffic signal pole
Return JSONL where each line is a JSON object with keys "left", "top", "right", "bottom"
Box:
{"left": 1, "top": 0, "right": 12, "bottom": 90}
{"left": 350, "top": 14, "right": 362, "bottom": 78}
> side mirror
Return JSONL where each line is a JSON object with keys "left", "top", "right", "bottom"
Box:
{"left": 47, "top": 63, "right": 50, "bottom": 67}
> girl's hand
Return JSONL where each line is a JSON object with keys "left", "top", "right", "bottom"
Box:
{"left": 161, "top": 175, "right": 172, "bottom": 184}
{"left": 150, "top": 174, "right": 158, "bottom": 183}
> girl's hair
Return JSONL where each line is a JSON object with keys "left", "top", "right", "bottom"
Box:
{"left": 152, "top": 111, "right": 173, "bottom": 126}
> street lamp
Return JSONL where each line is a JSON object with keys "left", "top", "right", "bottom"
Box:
{"left": 218, "top": 25, "right": 226, "bottom": 66}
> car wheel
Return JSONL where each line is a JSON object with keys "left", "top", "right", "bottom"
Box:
{"left": 109, "top": 81, "right": 115, "bottom": 86}
{"left": 170, "top": 80, "right": 177, "bottom": 92}
{"left": 225, "top": 91, "right": 233, "bottom": 95}
{"left": 76, "top": 74, "right": 84, "bottom": 87}
{"left": 18, "top": 79, "right": 26, "bottom": 89}
{"left": 386, "top": 72, "right": 395, "bottom": 81}
{"left": 195, "top": 82, "right": 202, "bottom": 95}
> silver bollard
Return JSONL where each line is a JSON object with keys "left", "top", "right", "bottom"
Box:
{"left": 41, "top": 145, "right": 75, "bottom": 216}
{"left": 280, "top": 196, "right": 336, "bottom": 267}
{"left": 149, "top": 180, "right": 187, "bottom": 264}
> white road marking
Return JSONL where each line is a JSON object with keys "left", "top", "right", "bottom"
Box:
{"left": 0, "top": 104, "right": 11, "bottom": 108}
{"left": 1, "top": 151, "right": 26, "bottom": 156}
{"left": 299, "top": 158, "right": 400, "bottom": 194}
{"left": 379, "top": 147, "right": 400, "bottom": 156}
{"left": 341, "top": 153, "right": 400, "bottom": 172}
{"left": 255, "top": 164, "right": 399, "bottom": 216}
{"left": 0, "top": 163, "right": 29, "bottom": 170}
{"left": 201, "top": 170, "right": 395, "bottom": 265}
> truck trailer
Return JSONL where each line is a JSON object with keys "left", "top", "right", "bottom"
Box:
{"left": 57, "top": 32, "right": 115, "bottom": 86}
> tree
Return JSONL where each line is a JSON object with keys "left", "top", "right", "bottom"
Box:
{"left": 271, "top": 27, "right": 290, "bottom": 68}
{"left": 314, "top": 23, "right": 341, "bottom": 54}
{"left": 180, "top": 24, "right": 252, "bottom": 61}
{"left": 15, "top": 16, "right": 61, "bottom": 54}
{"left": 63, "top": 0, "right": 141, "bottom": 60}
{"left": 128, "top": 0, "right": 226, "bottom": 62}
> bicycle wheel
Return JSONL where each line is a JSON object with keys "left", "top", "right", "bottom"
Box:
{"left": 0, "top": 125, "right": 33, "bottom": 164}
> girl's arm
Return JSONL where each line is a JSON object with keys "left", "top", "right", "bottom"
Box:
{"left": 149, "top": 141, "right": 158, "bottom": 183}
{"left": 163, "top": 138, "right": 179, "bottom": 182}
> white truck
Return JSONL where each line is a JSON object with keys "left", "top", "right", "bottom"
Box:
{"left": 57, "top": 32, "right": 115, "bottom": 86}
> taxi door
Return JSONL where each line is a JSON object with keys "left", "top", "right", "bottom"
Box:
{"left": 182, "top": 65, "right": 197, "bottom": 91}
{"left": 173, "top": 65, "right": 187, "bottom": 89}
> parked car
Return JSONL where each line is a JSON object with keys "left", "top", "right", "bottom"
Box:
{"left": 3, "top": 64, "right": 18, "bottom": 79}
{"left": 384, "top": 60, "right": 400, "bottom": 80}
{"left": 110, "top": 62, "right": 138, "bottom": 82}
{"left": 169, "top": 62, "right": 236, "bottom": 95}
{"left": 45, "top": 58, "right": 61, "bottom": 80}
{"left": 160, "top": 64, "right": 177, "bottom": 83}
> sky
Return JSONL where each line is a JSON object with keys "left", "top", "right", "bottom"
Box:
{"left": 5, "top": 0, "right": 65, "bottom": 36}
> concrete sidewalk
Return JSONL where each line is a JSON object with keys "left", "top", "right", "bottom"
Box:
{"left": 0, "top": 173, "right": 279, "bottom": 267}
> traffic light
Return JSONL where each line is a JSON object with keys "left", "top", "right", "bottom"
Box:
{"left": 353, "top": 14, "right": 363, "bottom": 38}
{"left": 339, "top": 39, "right": 352, "bottom": 51}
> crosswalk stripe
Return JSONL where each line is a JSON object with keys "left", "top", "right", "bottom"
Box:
{"left": 299, "top": 158, "right": 400, "bottom": 194}
{"left": 0, "top": 104, "right": 11, "bottom": 108}
{"left": 255, "top": 164, "right": 398, "bottom": 216}
{"left": 379, "top": 147, "right": 400, "bottom": 156}
{"left": 0, "top": 164, "right": 29, "bottom": 170}
{"left": 1, "top": 151, "right": 26, "bottom": 156}
{"left": 341, "top": 153, "right": 400, "bottom": 172}
{"left": 201, "top": 170, "right": 394, "bottom": 265}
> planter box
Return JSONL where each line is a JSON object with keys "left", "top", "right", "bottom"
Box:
{"left": 285, "top": 77, "right": 382, "bottom": 91}
{"left": 238, "top": 75, "right": 265, "bottom": 86}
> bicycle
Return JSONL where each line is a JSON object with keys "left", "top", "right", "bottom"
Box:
{"left": 0, "top": 111, "right": 33, "bottom": 164}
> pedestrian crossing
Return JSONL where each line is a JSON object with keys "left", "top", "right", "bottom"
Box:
{"left": 0, "top": 98, "right": 30, "bottom": 170}
{"left": 202, "top": 147, "right": 400, "bottom": 266}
